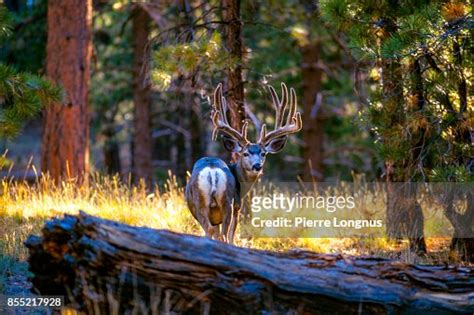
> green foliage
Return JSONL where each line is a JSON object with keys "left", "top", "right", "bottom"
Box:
{"left": 430, "top": 165, "right": 473, "bottom": 182}
{"left": 0, "top": 2, "right": 47, "bottom": 73}
{"left": 0, "top": 154, "right": 12, "bottom": 169}
{"left": 0, "top": 6, "right": 13, "bottom": 38}
{"left": 0, "top": 63, "right": 62, "bottom": 138}
{"left": 0, "top": 4, "right": 61, "bottom": 139}
{"left": 91, "top": 4, "right": 133, "bottom": 111}
{"left": 321, "top": 0, "right": 473, "bottom": 182}
{"left": 320, "top": 0, "right": 354, "bottom": 29}
{"left": 152, "top": 32, "right": 232, "bottom": 91}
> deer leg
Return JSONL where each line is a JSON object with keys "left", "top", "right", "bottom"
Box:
{"left": 209, "top": 225, "right": 221, "bottom": 241}
{"left": 221, "top": 203, "right": 233, "bottom": 244}
{"left": 195, "top": 207, "right": 214, "bottom": 239}
{"left": 227, "top": 204, "right": 240, "bottom": 245}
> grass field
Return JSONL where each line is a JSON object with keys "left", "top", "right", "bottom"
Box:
{"left": 0, "top": 173, "right": 463, "bottom": 296}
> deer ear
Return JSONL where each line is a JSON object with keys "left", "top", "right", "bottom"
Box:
{"left": 221, "top": 135, "right": 242, "bottom": 153}
{"left": 265, "top": 136, "right": 288, "bottom": 154}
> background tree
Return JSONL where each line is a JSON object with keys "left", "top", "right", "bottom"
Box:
{"left": 150, "top": 0, "right": 237, "bottom": 178}
{"left": 147, "top": 0, "right": 371, "bottom": 182}
{"left": 321, "top": 0, "right": 473, "bottom": 255}
{"left": 41, "top": 0, "right": 93, "bottom": 182}
{"left": 429, "top": 2, "right": 473, "bottom": 261}
{"left": 295, "top": 1, "right": 326, "bottom": 181}
{"left": 221, "top": 0, "right": 246, "bottom": 156}
{"left": 131, "top": 4, "right": 153, "bottom": 187}
{"left": 242, "top": 0, "right": 366, "bottom": 181}
{"left": 90, "top": 1, "right": 138, "bottom": 178}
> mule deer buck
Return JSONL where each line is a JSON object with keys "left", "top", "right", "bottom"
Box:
{"left": 185, "top": 83, "right": 302, "bottom": 243}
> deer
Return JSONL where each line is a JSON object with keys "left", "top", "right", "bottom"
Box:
{"left": 185, "top": 82, "right": 302, "bottom": 244}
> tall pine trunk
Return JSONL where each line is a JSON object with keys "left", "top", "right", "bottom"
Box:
{"left": 406, "top": 58, "right": 427, "bottom": 253}
{"left": 41, "top": 0, "right": 92, "bottom": 182}
{"left": 301, "top": 42, "right": 324, "bottom": 181}
{"left": 381, "top": 21, "right": 426, "bottom": 253}
{"left": 221, "top": 0, "right": 245, "bottom": 160}
{"left": 132, "top": 6, "right": 153, "bottom": 187}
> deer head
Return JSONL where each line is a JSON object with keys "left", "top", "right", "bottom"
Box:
{"left": 211, "top": 83, "right": 302, "bottom": 179}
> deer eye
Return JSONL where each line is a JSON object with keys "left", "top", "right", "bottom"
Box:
{"left": 243, "top": 152, "right": 250, "bottom": 157}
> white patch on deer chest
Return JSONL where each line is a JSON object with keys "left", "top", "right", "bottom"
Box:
{"left": 197, "top": 167, "right": 227, "bottom": 207}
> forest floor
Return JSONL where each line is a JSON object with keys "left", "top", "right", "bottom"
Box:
{"left": 0, "top": 174, "right": 468, "bottom": 298}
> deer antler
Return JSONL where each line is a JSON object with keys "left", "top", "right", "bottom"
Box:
{"left": 211, "top": 83, "right": 249, "bottom": 146}
{"left": 258, "top": 83, "right": 302, "bottom": 144}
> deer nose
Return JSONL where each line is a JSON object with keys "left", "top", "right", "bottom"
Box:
{"left": 253, "top": 163, "right": 262, "bottom": 171}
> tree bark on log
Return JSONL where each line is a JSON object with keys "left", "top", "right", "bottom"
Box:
{"left": 25, "top": 212, "right": 474, "bottom": 314}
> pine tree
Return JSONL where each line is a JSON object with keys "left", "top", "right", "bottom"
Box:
{"left": 321, "top": 0, "right": 473, "bottom": 257}
{"left": 0, "top": 6, "right": 61, "bottom": 140}
{"left": 132, "top": 4, "right": 153, "bottom": 187}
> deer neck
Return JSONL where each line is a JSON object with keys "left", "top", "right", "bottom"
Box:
{"left": 231, "top": 158, "right": 261, "bottom": 197}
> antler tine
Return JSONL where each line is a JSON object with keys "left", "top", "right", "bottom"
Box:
{"left": 259, "top": 83, "right": 302, "bottom": 145}
{"left": 268, "top": 84, "right": 280, "bottom": 111}
{"left": 218, "top": 89, "right": 231, "bottom": 126}
{"left": 258, "top": 123, "right": 266, "bottom": 143}
{"left": 211, "top": 110, "right": 220, "bottom": 141}
{"left": 211, "top": 83, "right": 249, "bottom": 146}
{"left": 211, "top": 83, "right": 223, "bottom": 140}
{"left": 286, "top": 87, "right": 297, "bottom": 125}
{"left": 277, "top": 83, "right": 288, "bottom": 128}
{"left": 268, "top": 83, "right": 289, "bottom": 130}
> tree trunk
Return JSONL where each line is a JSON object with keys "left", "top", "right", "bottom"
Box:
{"left": 379, "top": 20, "right": 426, "bottom": 253}
{"left": 221, "top": 0, "right": 245, "bottom": 161}
{"left": 301, "top": 42, "right": 324, "bottom": 181}
{"left": 132, "top": 6, "right": 153, "bottom": 187}
{"left": 103, "top": 126, "right": 121, "bottom": 175}
{"left": 445, "top": 188, "right": 474, "bottom": 262}
{"left": 382, "top": 57, "right": 404, "bottom": 242}
{"left": 404, "top": 58, "right": 427, "bottom": 253}
{"left": 451, "top": 237, "right": 474, "bottom": 263}
{"left": 380, "top": 17, "right": 403, "bottom": 241}
{"left": 25, "top": 212, "right": 474, "bottom": 314}
{"left": 41, "top": 0, "right": 92, "bottom": 183}
{"left": 388, "top": 184, "right": 426, "bottom": 254}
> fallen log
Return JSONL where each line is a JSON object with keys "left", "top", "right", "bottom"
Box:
{"left": 25, "top": 212, "right": 474, "bottom": 314}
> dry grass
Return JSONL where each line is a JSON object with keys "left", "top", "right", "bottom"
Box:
{"left": 0, "top": 173, "right": 456, "bottom": 267}
{"left": 0, "top": 173, "right": 196, "bottom": 260}
{"left": 0, "top": 172, "right": 467, "bottom": 314}
{"left": 0, "top": 174, "right": 466, "bottom": 315}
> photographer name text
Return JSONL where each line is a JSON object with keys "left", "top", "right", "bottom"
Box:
{"left": 250, "top": 193, "right": 383, "bottom": 230}
{"left": 251, "top": 216, "right": 383, "bottom": 229}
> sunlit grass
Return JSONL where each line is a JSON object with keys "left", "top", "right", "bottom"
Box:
{"left": 0, "top": 173, "right": 456, "bottom": 267}
{"left": 0, "top": 173, "right": 198, "bottom": 260}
